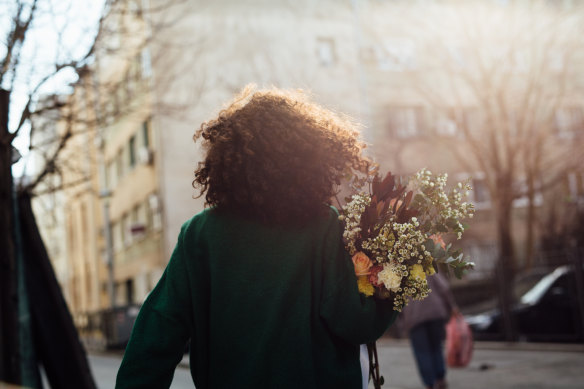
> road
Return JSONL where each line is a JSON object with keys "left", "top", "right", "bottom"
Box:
{"left": 87, "top": 341, "right": 584, "bottom": 389}
{"left": 87, "top": 354, "right": 193, "bottom": 389}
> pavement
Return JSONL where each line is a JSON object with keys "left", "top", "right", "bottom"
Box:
{"left": 105, "top": 339, "right": 584, "bottom": 389}
{"left": 371, "top": 338, "right": 584, "bottom": 389}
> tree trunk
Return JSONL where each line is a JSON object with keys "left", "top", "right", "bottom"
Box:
{"left": 495, "top": 196, "right": 517, "bottom": 342}
{"left": 0, "top": 89, "right": 21, "bottom": 384}
{"left": 525, "top": 171, "right": 536, "bottom": 270}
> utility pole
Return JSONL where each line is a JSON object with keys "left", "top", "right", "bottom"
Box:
{"left": 101, "top": 190, "right": 116, "bottom": 309}
{"left": 92, "top": 66, "right": 116, "bottom": 311}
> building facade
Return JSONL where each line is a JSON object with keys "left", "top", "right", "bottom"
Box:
{"left": 36, "top": 0, "right": 583, "bottom": 343}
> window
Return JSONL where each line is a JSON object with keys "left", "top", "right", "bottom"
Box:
{"left": 436, "top": 119, "right": 457, "bottom": 136}
{"left": 129, "top": 135, "right": 136, "bottom": 168}
{"left": 115, "top": 282, "right": 125, "bottom": 306}
{"left": 129, "top": 205, "right": 146, "bottom": 240}
{"left": 434, "top": 109, "right": 461, "bottom": 137}
{"left": 112, "top": 222, "right": 122, "bottom": 252}
{"left": 137, "top": 201, "right": 148, "bottom": 233}
{"left": 142, "top": 120, "right": 150, "bottom": 148}
{"left": 141, "top": 48, "right": 152, "bottom": 79}
{"left": 554, "top": 107, "right": 583, "bottom": 140}
{"left": 129, "top": 0, "right": 143, "bottom": 17}
{"left": 376, "top": 39, "right": 415, "bottom": 71}
{"left": 122, "top": 213, "right": 132, "bottom": 247}
{"left": 388, "top": 107, "right": 426, "bottom": 138}
{"left": 473, "top": 177, "right": 491, "bottom": 205}
{"left": 148, "top": 193, "right": 162, "bottom": 231}
{"left": 512, "top": 178, "right": 543, "bottom": 208}
{"left": 566, "top": 171, "right": 584, "bottom": 201}
{"left": 316, "top": 38, "right": 336, "bottom": 67}
{"left": 107, "top": 160, "right": 117, "bottom": 189}
{"left": 457, "top": 172, "right": 491, "bottom": 210}
{"left": 126, "top": 279, "right": 134, "bottom": 305}
{"left": 115, "top": 152, "right": 122, "bottom": 180}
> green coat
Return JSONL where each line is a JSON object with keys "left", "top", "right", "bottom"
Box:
{"left": 116, "top": 206, "right": 397, "bottom": 389}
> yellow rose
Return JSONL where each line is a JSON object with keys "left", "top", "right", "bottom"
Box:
{"left": 352, "top": 252, "right": 373, "bottom": 276}
{"left": 425, "top": 265, "right": 436, "bottom": 276}
{"left": 410, "top": 264, "right": 426, "bottom": 281}
{"left": 357, "top": 276, "right": 375, "bottom": 297}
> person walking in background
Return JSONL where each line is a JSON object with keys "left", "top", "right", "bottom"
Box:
{"left": 115, "top": 86, "right": 398, "bottom": 389}
{"left": 401, "top": 272, "right": 457, "bottom": 389}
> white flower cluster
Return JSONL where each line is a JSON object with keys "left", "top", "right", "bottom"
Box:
{"left": 415, "top": 168, "right": 447, "bottom": 190}
{"left": 395, "top": 278, "right": 430, "bottom": 310}
{"left": 413, "top": 168, "right": 475, "bottom": 240}
{"left": 389, "top": 221, "right": 430, "bottom": 264}
{"left": 339, "top": 193, "right": 371, "bottom": 255}
{"left": 361, "top": 224, "right": 395, "bottom": 263}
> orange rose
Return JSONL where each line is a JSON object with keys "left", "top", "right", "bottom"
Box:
{"left": 352, "top": 252, "right": 373, "bottom": 276}
{"left": 430, "top": 234, "right": 446, "bottom": 249}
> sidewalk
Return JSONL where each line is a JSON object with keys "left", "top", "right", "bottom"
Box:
{"left": 373, "top": 339, "right": 584, "bottom": 389}
{"left": 175, "top": 340, "right": 584, "bottom": 388}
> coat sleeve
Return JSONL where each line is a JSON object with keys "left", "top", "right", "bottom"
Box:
{"left": 319, "top": 211, "right": 398, "bottom": 345}
{"left": 115, "top": 225, "right": 193, "bottom": 389}
{"left": 432, "top": 273, "right": 457, "bottom": 315}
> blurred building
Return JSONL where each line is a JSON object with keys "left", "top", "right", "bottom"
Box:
{"left": 29, "top": 95, "right": 71, "bottom": 303}
{"left": 33, "top": 0, "right": 584, "bottom": 344}
{"left": 38, "top": 0, "right": 364, "bottom": 342}
{"left": 29, "top": 77, "right": 105, "bottom": 336}
{"left": 356, "top": 0, "right": 584, "bottom": 275}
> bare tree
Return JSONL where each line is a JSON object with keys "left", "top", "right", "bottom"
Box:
{"left": 0, "top": 0, "right": 198, "bottom": 384}
{"left": 364, "top": 1, "right": 584, "bottom": 340}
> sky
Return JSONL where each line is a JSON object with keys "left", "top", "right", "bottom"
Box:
{"left": 1, "top": 0, "right": 105, "bottom": 177}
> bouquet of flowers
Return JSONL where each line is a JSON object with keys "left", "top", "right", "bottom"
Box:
{"left": 340, "top": 168, "right": 475, "bottom": 312}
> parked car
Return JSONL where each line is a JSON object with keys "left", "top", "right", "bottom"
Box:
{"left": 465, "top": 265, "right": 584, "bottom": 342}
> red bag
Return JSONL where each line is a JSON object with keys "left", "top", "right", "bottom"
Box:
{"left": 445, "top": 312, "right": 473, "bottom": 368}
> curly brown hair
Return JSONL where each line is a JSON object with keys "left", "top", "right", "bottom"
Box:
{"left": 193, "top": 85, "right": 371, "bottom": 225}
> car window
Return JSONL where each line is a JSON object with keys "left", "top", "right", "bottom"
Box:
{"left": 520, "top": 268, "right": 564, "bottom": 305}
{"left": 549, "top": 272, "right": 577, "bottom": 298}
{"left": 513, "top": 271, "right": 549, "bottom": 301}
